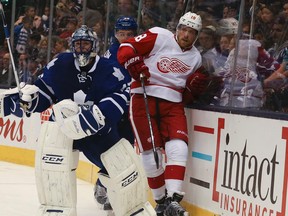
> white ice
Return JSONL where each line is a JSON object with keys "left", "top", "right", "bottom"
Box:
{"left": 0, "top": 161, "right": 113, "bottom": 216}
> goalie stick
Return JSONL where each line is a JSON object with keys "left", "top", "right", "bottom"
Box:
{"left": 0, "top": 2, "right": 33, "bottom": 117}
{"left": 0, "top": 2, "right": 20, "bottom": 90}
{"left": 140, "top": 73, "right": 159, "bottom": 169}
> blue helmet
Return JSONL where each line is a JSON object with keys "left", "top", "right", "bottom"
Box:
{"left": 71, "top": 25, "right": 98, "bottom": 67}
{"left": 115, "top": 16, "right": 138, "bottom": 31}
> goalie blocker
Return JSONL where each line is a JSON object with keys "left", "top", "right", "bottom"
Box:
{"left": 35, "top": 122, "right": 155, "bottom": 216}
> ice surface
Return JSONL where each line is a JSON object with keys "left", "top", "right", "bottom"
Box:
{"left": 0, "top": 161, "right": 113, "bottom": 216}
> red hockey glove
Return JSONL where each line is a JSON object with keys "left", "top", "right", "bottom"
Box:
{"left": 186, "top": 71, "right": 210, "bottom": 95}
{"left": 124, "top": 55, "right": 150, "bottom": 81}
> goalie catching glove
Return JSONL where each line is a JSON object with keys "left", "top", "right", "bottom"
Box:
{"left": 53, "top": 99, "right": 106, "bottom": 140}
{"left": 0, "top": 82, "right": 39, "bottom": 118}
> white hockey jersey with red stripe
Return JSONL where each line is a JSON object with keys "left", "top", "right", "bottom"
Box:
{"left": 118, "top": 27, "right": 202, "bottom": 102}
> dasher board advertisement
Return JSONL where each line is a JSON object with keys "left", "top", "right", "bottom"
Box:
{"left": 185, "top": 109, "right": 288, "bottom": 216}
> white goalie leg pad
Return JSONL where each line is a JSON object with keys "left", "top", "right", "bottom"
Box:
{"left": 37, "top": 206, "right": 76, "bottom": 216}
{"left": 98, "top": 138, "right": 156, "bottom": 216}
{"left": 35, "top": 121, "right": 79, "bottom": 216}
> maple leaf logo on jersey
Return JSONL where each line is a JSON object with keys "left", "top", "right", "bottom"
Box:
{"left": 157, "top": 57, "right": 191, "bottom": 73}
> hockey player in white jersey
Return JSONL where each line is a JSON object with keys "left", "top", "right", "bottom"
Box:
{"left": 118, "top": 12, "right": 208, "bottom": 216}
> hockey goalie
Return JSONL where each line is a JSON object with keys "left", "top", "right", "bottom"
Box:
{"left": 0, "top": 25, "right": 156, "bottom": 216}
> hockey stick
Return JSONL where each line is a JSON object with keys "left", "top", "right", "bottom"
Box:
{"left": 140, "top": 73, "right": 159, "bottom": 169}
{"left": 0, "top": 3, "right": 32, "bottom": 117}
{"left": 0, "top": 2, "right": 20, "bottom": 90}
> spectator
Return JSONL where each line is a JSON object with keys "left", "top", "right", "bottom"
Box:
{"left": 263, "top": 50, "right": 288, "bottom": 112}
{"left": 14, "top": 5, "right": 36, "bottom": 46}
{"left": 52, "top": 37, "right": 70, "bottom": 59}
{"left": 220, "top": 35, "right": 233, "bottom": 55}
{"left": 68, "top": 0, "right": 82, "bottom": 14}
{"left": 215, "top": 39, "right": 279, "bottom": 108}
{"left": 283, "top": 1, "right": 288, "bottom": 20}
{"left": 78, "top": 8, "right": 103, "bottom": 28}
{"left": 86, "top": 0, "right": 105, "bottom": 16}
{"left": 41, "top": 6, "right": 51, "bottom": 33}
{"left": 253, "top": 29, "right": 266, "bottom": 47}
{"left": 33, "top": 15, "right": 46, "bottom": 35}
{"left": 254, "top": 2, "right": 282, "bottom": 50}
{"left": 14, "top": 5, "right": 36, "bottom": 26}
{"left": 197, "top": 25, "right": 219, "bottom": 73}
{"left": 142, "top": 0, "right": 162, "bottom": 25}
{"left": 116, "top": 0, "right": 136, "bottom": 17}
{"left": 224, "top": 2, "right": 239, "bottom": 19}
{"left": 0, "top": 40, "right": 9, "bottom": 69}
{"left": 15, "top": 16, "right": 33, "bottom": 55}
{"left": 54, "top": 2, "right": 77, "bottom": 35}
{"left": 139, "top": 9, "right": 159, "bottom": 33}
{"left": 268, "top": 14, "right": 288, "bottom": 60}
{"left": 197, "top": 26, "right": 217, "bottom": 55}
{"left": 59, "top": 19, "right": 78, "bottom": 40}
{"left": 89, "top": 18, "right": 105, "bottom": 55}
{"left": 222, "top": 5, "right": 229, "bottom": 19}
{"left": 0, "top": 53, "right": 15, "bottom": 88}
{"left": 165, "top": 0, "right": 184, "bottom": 25}
{"left": 213, "top": 17, "right": 238, "bottom": 67}
{"left": 18, "top": 53, "right": 29, "bottom": 82}
{"left": 261, "top": 14, "right": 288, "bottom": 111}
{"left": 37, "top": 37, "right": 49, "bottom": 65}
{"left": 217, "top": 17, "right": 238, "bottom": 37}
{"left": 26, "top": 59, "right": 43, "bottom": 84}
{"left": 242, "top": 20, "right": 251, "bottom": 38}
{"left": 26, "top": 32, "right": 42, "bottom": 61}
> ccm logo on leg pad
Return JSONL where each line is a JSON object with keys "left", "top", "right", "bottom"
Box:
{"left": 121, "top": 171, "right": 138, "bottom": 187}
{"left": 42, "top": 154, "right": 65, "bottom": 164}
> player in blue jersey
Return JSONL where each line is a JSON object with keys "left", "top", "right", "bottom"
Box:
{"left": 92, "top": 16, "right": 139, "bottom": 210}
{"left": 104, "top": 15, "right": 138, "bottom": 150}
{"left": 104, "top": 16, "right": 138, "bottom": 62}
{"left": 0, "top": 25, "right": 155, "bottom": 216}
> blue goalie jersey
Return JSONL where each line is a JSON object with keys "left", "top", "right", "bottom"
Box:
{"left": 33, "top": 52, "right": 131, "bottom": 169}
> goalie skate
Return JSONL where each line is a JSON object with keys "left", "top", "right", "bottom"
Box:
{"left": 94, "top": 183, "right": 113, "bottom": 211}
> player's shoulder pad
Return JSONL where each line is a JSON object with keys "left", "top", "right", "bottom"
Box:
{"left": 97, "top": 57, "right": 125, "bottom": 77}
{"left": 149, "top": 26, "right": 173, "bottom": 36}
{"left": 54, "top": 52, "right": 74, "bottom": 64}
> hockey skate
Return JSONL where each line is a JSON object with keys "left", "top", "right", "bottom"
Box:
{"left": 94, "top": 182, "right": 113, "bottom": 211}
{"left": 164, "top": 193, "right": 189, "bottom": 216}
{"left": 155, "top": 196, "right": 170, "bottom": 216}
{"left": 164, "top": 201, "right": 189, "bottom": 216}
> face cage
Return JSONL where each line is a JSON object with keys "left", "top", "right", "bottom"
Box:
{"left": 72, "top": 40, "right": 94, "bottom": 67}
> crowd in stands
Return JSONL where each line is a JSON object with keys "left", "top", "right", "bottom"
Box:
{"left": 1, "top": 0, "right": 288, "bottom": 112}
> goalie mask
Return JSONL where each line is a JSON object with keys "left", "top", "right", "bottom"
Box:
{"left": 71, "top": 25, "right": 98, "bottom": 67}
